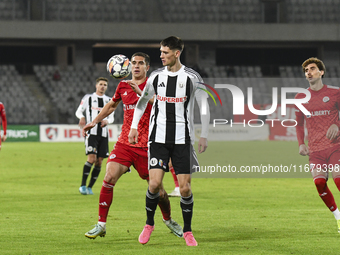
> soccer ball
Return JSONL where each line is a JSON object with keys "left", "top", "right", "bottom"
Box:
{"left": 106, "top": 54, "right": 132, "bottom": 79}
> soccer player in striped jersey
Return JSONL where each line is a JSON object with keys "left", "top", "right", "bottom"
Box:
{"left": 0, "top": 102, "right": 7, "bottom": 151}
{"left": 75, "top": 77, "right": 114, "bottom": 195}
{"left": 83, "top": 52, "right": 182, "bottom": 240}
{"left": 129, "top": 36, "right": 210, "bottom": 246}
{"left": 295, "top": 57, "right": 340, "bottom": 233}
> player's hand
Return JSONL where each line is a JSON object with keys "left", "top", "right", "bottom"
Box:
{"left": 128, "top": 128, "right": 138, "bottom": 144}
{"left": 78, "top": 117, "right": 86, "bottom": 129}
{"left": 299, "top": 144, "right": 309, "bottom": 156}
{"left": 82, "top": 122, "right": 96, "bottom": 137}
{"left": 127, "top": 81, "right": 142, "bottom": 96}
{"left": 198, "top": 137, "right": 208, "bottom": 153}
{"left": 326, "top": 124, "right": 339, "bottom": 140}
{"left": 1, "top": 135, "right": 6, "bottom": 142}
{"left": 101, "top": 120, "right": 108, "bottom": 127}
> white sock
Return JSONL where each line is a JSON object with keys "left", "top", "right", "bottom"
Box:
{"left": 98, "top": 222, "right": 106, "bottom": 228}
{"left": 332, "top": 208, "right": 340, "bottom": 220}
{"left": 175, "top": 187, "right": 180, "bottom": 192}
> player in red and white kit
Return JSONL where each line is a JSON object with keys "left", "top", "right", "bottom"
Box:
{"left": 83, "top": 52, "right": 182, "bottom": 239}
{"left": 0, "top": 102, "right": 7, "bottom": 151}
{"left": 295, "top": 57, "right": 340, "bottom": 233}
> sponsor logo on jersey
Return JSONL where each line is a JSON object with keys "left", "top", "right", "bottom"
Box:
{"left": 123, "top": 104, "right": 136, "bottom": 110}
{"left": 157, "top": 95, "right": 187, "bottom": 103}
{"left": 309, "top": 110, "right": 331, "bottom": 117}
{"left": 91, "top": 106, "right": 103, "bottom": 111}
{"left": 323, "top": 96, "right": 330, "bottom": 102}
{"left": 158, "top": 82, "right": 165, "bottom": 87}
{"left": 150, "top": 158, "right": 158, "bottom": 166}
{"left": 123, "top": 91, "right": 127, "bottom": 96}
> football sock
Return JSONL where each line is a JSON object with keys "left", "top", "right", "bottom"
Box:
{"left": 88, "top": 166, "right": 101, "bottom": 188}
{"left": 332, "top": 208, "right": 340, "bottom": 220}
{"left": 314, "top": 178, "right": 337, "bottom": 211}
{"left": 170, "top": 167, "right": 179, "bottom": 188}
{"left": 180, "top": 193, "right": 194, "bottom": 233}
{"left": 158, "top": 190, "right": 171, "bottom": 221}
{"left": 145, "top": 189, "right": 160, "bottom": 226}
{"left": 98, "top": 222, "right": 106, "bottom": 228}
{"left": 81, "top": 161, "right": 93, "bottom": 186}
{"left": 98, "top": 180, "right": 115, "bottom": 223}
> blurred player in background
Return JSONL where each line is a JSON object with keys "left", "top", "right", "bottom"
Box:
{"left": 129, "top": 36, "right": 210, "bottom": 246}
{"left": 0, "top": 102, "right": 7, "bottom": 151}
{"left": 75, "top": 77, "right": 114, "bottom": 195}
{"left": 295, "top": 57, "right": 340, "bottom": 233}
{"left": 83, "top": 52, "right": 182, "bottom": 239}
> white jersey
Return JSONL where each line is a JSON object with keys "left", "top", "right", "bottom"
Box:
{"left": 131, "top": 65, "right": 210, "bottom": 144}
{"left": 75, "top": 92, "right": 114, "bottom": 137}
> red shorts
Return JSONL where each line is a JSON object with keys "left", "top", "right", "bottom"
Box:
{"left": 107, "top": 142, "right": 149, "bottom": 180}
{"left": 309, "top": 144, "right": 340, "bottom": 175}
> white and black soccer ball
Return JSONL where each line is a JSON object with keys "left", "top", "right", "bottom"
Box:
{"left": 106, "top": 54, "right": 132, "bottom": 79}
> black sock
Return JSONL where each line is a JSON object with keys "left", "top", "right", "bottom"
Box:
{"left": 180, "top": 193, "right": 194, "bottom": 233}
{"left": 145, "top": 189, "right": 160, "bottom": 226}
{"left": 81, "top": 161, "right": 93, "bottom": 186}
{"left": 88, "top": 166, "right": 101, "bottom": 188}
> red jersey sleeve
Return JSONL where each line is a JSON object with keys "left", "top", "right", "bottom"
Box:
{"left": 0, "top": 103, "right": 7, "bottom": 135}
{"left": 335, "top": 89, "right": 340, "bottom": 128}
{"left": 112, "top": 82, "right": 122, "bottom": 102}
{"left": 295, "top": 93, "right": 305, "bottom": 146}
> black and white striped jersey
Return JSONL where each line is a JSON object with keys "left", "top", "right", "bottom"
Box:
{"left": 131, "top": 65, "right": 210, "bottom": 144}
{"left": 75, "top": 92, "right": 114, "bottom": 137}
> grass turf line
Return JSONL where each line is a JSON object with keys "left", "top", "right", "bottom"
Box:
{"left": 1, "top": 141, "right": 340, "bottom": 255}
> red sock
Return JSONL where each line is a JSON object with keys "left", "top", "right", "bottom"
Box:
{"left": 170, "top": 167, "right": 179, "bottom": 188}
{"left": 98, "top": 180, "right": 115, "bottom": 223}
{"left": 158, "top": 191, "right": 171, "bottom": 221}
{"left": 333, "top": 177, "right": 340, "bottom": 192}
{"left": 314, "top": 177, "right": 337, "bottom": 211}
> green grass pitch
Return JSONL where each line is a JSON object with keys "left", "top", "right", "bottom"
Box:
{"left": 1, "top": 141, "right": 340, "bottom": 255}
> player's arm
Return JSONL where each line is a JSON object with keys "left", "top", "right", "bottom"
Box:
{"left": 128, "top": 79, "right": 155, "bottom": 144}
{"left": 127, "top": 81, "right": 154, "bottom": 105}
{"left": 75, "top": 96, "right": 87, "bottom": 129}
{"left": 195, "top": 85, "right": 210, "bottom": 153}
{"left": 327, "top": 89, "right": 340, "bottom": 140}
{"left": 82, "top": 100, "right": 120, "bottom": 137}
{"left": 295, "top": 96, "right": 308, "bottom": 156}
{"left": 100, "top": 100, "right": 115, "bottom": 128}
{"left": 1, "top": 106, "right": 7, "bottom": 142}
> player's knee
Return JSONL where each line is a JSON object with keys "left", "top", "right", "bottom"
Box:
{"left": 314, "top": 177, "right": 327, "bottom": 194}
{"left": 149, "top": 179, "right": 161, "bottom": 193}
{"left": 179, "top": 185, "right": 191, "bottom": 197}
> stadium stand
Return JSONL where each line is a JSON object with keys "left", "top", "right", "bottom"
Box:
{"left": 33, "top": 64, "right": 124, "bottom": 124}
{"left": 0, "top": 65, "right": 48, "bottom": 124}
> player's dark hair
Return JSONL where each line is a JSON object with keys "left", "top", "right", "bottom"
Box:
{"left": 96, "top": 77, "right": 108, "bottom": 84}
{"left": 131, "top": 52, "right": 150, "bottom": 66}
{"left": 160, "top": 36, "right": 184, "bottom": 52}
{"left": 302, "top": 57, "right": 326, "bottom": 77}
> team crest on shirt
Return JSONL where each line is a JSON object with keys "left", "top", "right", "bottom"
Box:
{"left": 150, "top": 158, "right": 158, "bottom": 166}
{"left": 179, "top": 82, "right": 184, "bottom": 88}
{"left": 323, "top": 96, "right": 329, "bottom": 102}
{"left": 110, "top": 154, "right": 116, "bottom": 159}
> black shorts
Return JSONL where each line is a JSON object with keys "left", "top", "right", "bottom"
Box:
{"left": 148, "top": 142, "right": 199, "bottom": 174}
{"left": 85, "top": 134, "right": 109, "bottom": 158}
